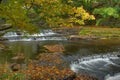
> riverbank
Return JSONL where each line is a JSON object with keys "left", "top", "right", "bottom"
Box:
{"left": 79, "top": 27, "right": 120, "bottom": 38}
{"left": 69, "top": 27, "right": 120, "bottom": 40}
{"left": 0, "top": 27, "right": 120, "bottom": 80}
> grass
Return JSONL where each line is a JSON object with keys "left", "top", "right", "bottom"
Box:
{"left": 79, "top": 27, "right": 120, "bottom": 38}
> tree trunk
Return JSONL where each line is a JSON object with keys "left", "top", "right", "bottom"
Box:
{"left": 0, "top": 0, "right": 2, "bottom": 3}
{"left": 0, "top": 26, "right": 12, "bottom": 31}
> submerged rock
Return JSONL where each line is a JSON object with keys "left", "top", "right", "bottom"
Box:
{"left": 44, "top": 44, "right": 65, "bottom": 53}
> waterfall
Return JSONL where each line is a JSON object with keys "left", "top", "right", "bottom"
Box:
{"left": 3, "top": 30, "right": 67, "bottom": 41}
{"left": 70, "top": 54, "right": 120, "bottom": 80}
{"left": 105, "top": 73, "right": 120, "bottom": 80}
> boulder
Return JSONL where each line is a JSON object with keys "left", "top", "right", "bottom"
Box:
{"left": 117, "top": 55, "right": 120, "bottom": 57}
{"left": 10, "top": 63, "right": 21, "bottom": 71}
{"left": 16, "top": 30, "right": 22, "bottom": 35}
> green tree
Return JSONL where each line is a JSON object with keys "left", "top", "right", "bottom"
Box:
{"left": 93, "top": 7, "right": 120, "bottom": 26}
{"left": 68, "top": 0, "right": 120, "bottom": 27}
{"left": 92, "top": 0, "right": 120, "bottom": 26}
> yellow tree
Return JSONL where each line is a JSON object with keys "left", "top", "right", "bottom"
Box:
{"left": 0, "top": 0, "right": 38, "bottom": 33}
{"left": 28, "top": 0, "right": 95, "bottom": 27}
{"left": 0, "top": 0, "right": 95, "bottom": 33}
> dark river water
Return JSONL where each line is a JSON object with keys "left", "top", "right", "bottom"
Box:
{"left": 0, "top": 31, "right": 120, "bottom": 80}
{"left": 0, "top": 39, "right": 120, "bottom": 80}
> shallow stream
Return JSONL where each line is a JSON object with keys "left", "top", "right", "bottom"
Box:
{"left": 0, "top": 30, "right": 120, "bottom": 80}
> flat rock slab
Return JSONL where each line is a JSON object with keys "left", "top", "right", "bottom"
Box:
{"left": 69, "top": 35, "right": 100, "bottom": 40}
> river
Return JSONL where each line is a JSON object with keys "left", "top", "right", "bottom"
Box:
{"left": 0, "top": 30, "right": 120, "bottom": 80}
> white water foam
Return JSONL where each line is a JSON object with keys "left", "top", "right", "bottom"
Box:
{"left": 8, "top": 37, "right": 67, "bottom": 42}
{"left": 70, "top": 54, "right": 120, "bottom": 80}
{"left": 3, "top": 30, "right": 56, "bottom": 37}
{"left": 105, "top": 73, "right": 120, "bottom": 80}
{"left": 3, "top": 30, "right": 67, "bottom": 41}
{"left": 70, "top": 57, "right": 112, "bottom": 72}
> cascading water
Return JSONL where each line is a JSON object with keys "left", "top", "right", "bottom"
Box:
{"left": 3, "top": 30, "right": 67, "bottom": 41}
{"left": 2, "top": 31, "right": 120, "bottom": 80}
{"left": 105, "top": 73, "right": 120, "bottom": 80}
{"left": 70, "top": 54, "right": 120, "bottom": 80}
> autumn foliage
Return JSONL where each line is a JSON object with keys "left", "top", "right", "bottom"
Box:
{"left": 0, "top": 51, "right": 99, "bottom": 80}
{"left": 0, "top": 53, "right": 75, "bottom": 80}
{"left": 0, "top": 0, "right": 95, "bottom": 33}
{"left": 23, "top": 64, "right": 74, "bottom": 80}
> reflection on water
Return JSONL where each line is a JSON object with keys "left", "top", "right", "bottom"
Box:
{"left": 0, "top": 39, "right": 120, "bottom": 80}
{"left": 1, "top": 39, "right": 120, "bottom": 63}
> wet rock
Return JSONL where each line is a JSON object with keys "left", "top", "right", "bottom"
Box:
{"left": 16, "top": 30, "right": 22, "bottom": 35}
{"left": 69, "top": 35, "right": 82, "bottom": 40}
{"left": 10, "top": 63, "right": 21, "bottom": 71}
{"left": 44, "top": 45, "right": 65, "bottom": 53}
{"left": 117, "top": 55, "right": 120, "bottom": 57}
{"left": 0, "top": 37, "right": 8, "bottom": 41}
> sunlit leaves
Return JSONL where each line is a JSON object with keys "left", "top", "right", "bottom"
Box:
{"left": 70, "top": 6, "right": 95, "bottom": 25}
{"left": 0, "top": 0, "right": 26, "bottom": 19}
{"left": 33, "top": 0, "right": 73, "bottom": 27}
{"left": 0, "top": 0, "right": 38, "bottom": 33}
{"left": 0, "top": 0, "right": 95, "bottom": 33}
{"left": 93, "top": 7, "right": 120, "bottom": 18}
{"left": 30, "top": 0, "right": 95, "bottom": 27}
